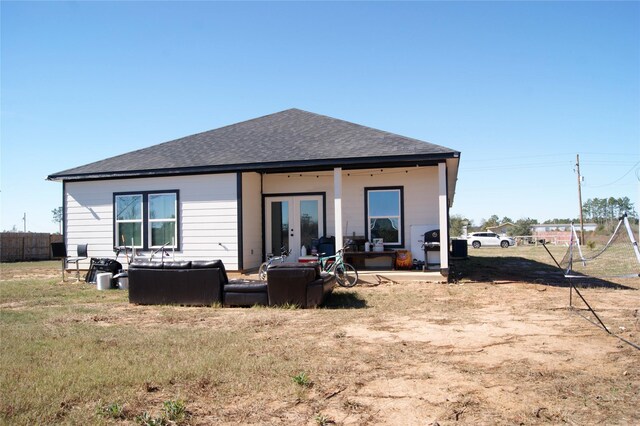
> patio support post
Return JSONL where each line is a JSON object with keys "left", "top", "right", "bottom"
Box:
{"left": 334, "top": 167, "right": 343, "bottom": 252}
{"left": 438, "top": 162, "right": 449, "bottom": 274}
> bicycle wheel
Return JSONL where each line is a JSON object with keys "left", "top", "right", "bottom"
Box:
{"left": 335, "top": 263, "right": 358, "bottom": 287}
{"left": 258, "top": 262, "right": 269, "bottom": 280}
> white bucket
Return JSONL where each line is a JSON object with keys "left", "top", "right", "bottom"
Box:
{"left": 96, "top": 272, "right": 112, "bottom": 290}
{"left": 117, "top": 276, "right": 128, "bottom": 290}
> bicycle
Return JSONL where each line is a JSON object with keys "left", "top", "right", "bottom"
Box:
{"left": 315, "top": 243, "right": 359, "bottom": 287}
{"left": 258, "top": 246, "right": 292, "bottom": 280}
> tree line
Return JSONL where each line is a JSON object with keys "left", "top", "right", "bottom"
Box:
{"left": 581, "top": 197, "right": 637, "bottom": 224}
{"left": 451, "top": 197, "right": 637, "bottom": 237}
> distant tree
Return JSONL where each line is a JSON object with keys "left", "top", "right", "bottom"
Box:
{"left": 582, "top": 197, "right": 637, "bottom": 224}
{"left": 450, "top": 215, "right": 473, "bottom": 237}
{"left": 52, "top": 207, "right": 63, "bottom": 234}
{"left": 480, "top": 215, "right": 500, "bottom": 230}
{"left": 509, "top": 218, "right": 538, "bottom": 236}
{"left": 501, "top": 216, "right": 513, "bottom": 224}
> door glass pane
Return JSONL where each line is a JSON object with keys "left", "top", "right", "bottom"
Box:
{"left": 300, "top": 200, "right": 319, "bottom": 252}
{"left": 270, "top": 201, "right": 289, "bottom": 255}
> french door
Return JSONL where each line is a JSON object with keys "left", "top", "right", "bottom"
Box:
{"left": 265, "top": 195, "right": 324, "bottom": 262}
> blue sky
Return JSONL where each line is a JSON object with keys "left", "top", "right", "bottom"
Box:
{"left": 1, "top": 1, "right": 638, "bottom": 232}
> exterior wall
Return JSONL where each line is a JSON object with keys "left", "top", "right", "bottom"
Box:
{"left": 65, "top": 174, "right": 239, "bottom": 270}
{"left": 64, "top": 166, "right": 445, "bottom": 272}
{"left": 263, "top": 166, "right": 440, "bottom": 251}
{"left": 241, "top": 172, "right": 263, "bottom": 270}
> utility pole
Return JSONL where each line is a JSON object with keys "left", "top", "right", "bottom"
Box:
{"left": 22, "top": 213, "right": 27, "bottom": 232}
{"left": 575, "top": 154, "right": 585, "bottom": 244}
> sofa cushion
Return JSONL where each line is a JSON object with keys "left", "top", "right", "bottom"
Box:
{"left": 224, "top": 281, "right": 268, "bottom": 293}
{"left": 191, "top": 260, "right": 218, "bottom": 269}
{"left": 129, "top": 261, "right": 163, "bottom": 269}
{"left": 163, "top": 261, "right": 192, "bottom": 269}
{"left": 268, "top": 262, "right": 321, "bottom": 277}
{"left": 223, "top": 291, "right": 269, "bottom": 307}
{"left": 192, "top": 259, "right": 229, "bottom": 284}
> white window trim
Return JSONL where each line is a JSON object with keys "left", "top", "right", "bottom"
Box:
{"left": 148, "top": 193, "right": 178, "bottom": 248}
{"left": 365, "top": 186, "right": 404, "bottom": 248}
{"left": 113, "top": 190, "right": 180, "bottom": 250}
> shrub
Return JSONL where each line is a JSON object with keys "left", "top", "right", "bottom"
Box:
{"left": 96, "top": 401, "right": 125, "bottom": 419}
{"left": 292, "top": 371, "right": 311, "bottom": 387}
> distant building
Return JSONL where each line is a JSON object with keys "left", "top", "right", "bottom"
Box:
{"left": 531, "top": 223, "right": 597, "bottom": 245}
{"left": 486, "top": 222, "right": 516, "bottom": 236}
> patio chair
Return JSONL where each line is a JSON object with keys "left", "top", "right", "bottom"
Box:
{"left": 67, "top": 243, "right": 88, "bottom": 282}
{"left": 50, "top": 242, "right": 67, "bottom": 281}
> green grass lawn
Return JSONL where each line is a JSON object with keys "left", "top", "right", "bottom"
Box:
{"left": 0, "top": 262, "right": 381, "bottom": 424}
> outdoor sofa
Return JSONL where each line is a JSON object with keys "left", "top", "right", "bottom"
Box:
{"left": 265, "top": 262, "right": 336, "bottom": 308}
{"left": 128, "top": 260, "right": 228, "bottom": 306}
{"left": 128, "top": 260, "right": 335, "bottom": 308}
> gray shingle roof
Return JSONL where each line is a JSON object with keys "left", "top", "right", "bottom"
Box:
{"left": 48, "top": 109, "right": 459, "bottom": 181}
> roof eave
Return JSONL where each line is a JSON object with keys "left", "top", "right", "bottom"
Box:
{"left": 47, "top": 152, "right": 460, "bottom": 182}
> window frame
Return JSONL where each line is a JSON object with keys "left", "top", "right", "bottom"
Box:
{"left": 364, "top": 186, "right": 404, "bottom": 248}
{"left": 113, "top": 190, "right": 180, "bottom": 251}
{"left": 114, "top": 193, "right": 144, "bottom": 249}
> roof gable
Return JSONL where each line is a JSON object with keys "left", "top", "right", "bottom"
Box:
{"left": 49, "top": 109, "right": 459, "bottom": 180}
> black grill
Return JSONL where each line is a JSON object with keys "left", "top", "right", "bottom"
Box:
{"left": 423, "top": 229, "right": 441, "bottom": 269}
{"left": 423, "top": 229, "right": 441, "bottom": 250}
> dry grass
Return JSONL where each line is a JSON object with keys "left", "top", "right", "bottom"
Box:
{"left": 1, "top": 253, "right": 638, "bottom": 425}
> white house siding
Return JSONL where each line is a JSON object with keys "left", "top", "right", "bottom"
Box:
{"left": 65, "top": 174, "right": 240, "bottom": 270}
{"left": 262, "top": 166, "right": 440, "bottom": 251}
{"left": 241, "top": 172, "right": 263, "bottom": 270}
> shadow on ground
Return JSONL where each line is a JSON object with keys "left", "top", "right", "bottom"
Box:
{"left": 323, "top": 291, "right": 368, "bottom": 309}
{"left": 450, "top": 255, "right": 637, "bottom": 290}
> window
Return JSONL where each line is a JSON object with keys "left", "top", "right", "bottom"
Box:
{"left": 365, "top": 187, "right": 404, "bottom": 247}
{"left": 149, "top": 193, "right": 177, "bottom": 247}
{"left": 115, "top": 194, "right": 143, "bottom": 247}
{"left": 114, "top": 191, "right": 179, "bottom": 249}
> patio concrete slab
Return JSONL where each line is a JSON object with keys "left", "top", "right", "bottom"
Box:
{"left": 232, "top": 269, "right": 447, "bottom": 284}
{"left": 357, "top": 270, "right": 446, "bottom": 284}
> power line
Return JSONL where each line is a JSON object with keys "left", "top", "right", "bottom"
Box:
{"left": 463, "top": 161, "right": 571, "bottom": 171}
{"left": 585, "top": 161, "right": 640, "bottom": 188}
{"left": 463, "top": 153, "right": 575, "bottom": 163}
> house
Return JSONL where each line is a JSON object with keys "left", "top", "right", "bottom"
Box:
{"left": 47, "top": 109, "right": 461, "bottom": 275}
{"left": 486, "top": 222, "right": 516, "bottom": 236}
